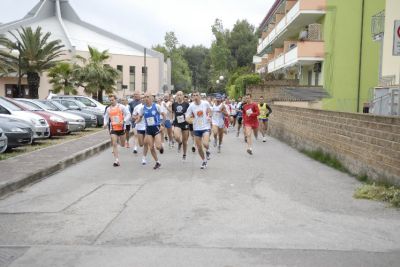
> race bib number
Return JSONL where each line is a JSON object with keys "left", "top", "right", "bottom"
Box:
{"left": 146, "top": 117, "right": 155, "bottom": 126}
{"left": 177, "top": 115, "right": 185, "bottom": 123}
{"left": 246, "top": 109, "right": 253, "bottom": 116}
{"left": 112, "top": 116, "right": 121, "bottom": 123}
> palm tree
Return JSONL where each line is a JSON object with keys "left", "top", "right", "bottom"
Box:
{"left": 75, "top": 46, "right": 119, "bottom": 102}
{"left": 48, "top": 62, "right": 78, "bottom": 95}
{"left": 0, "top": 34, "right": 14, "bottom": 76}
{"left": 0, "top": 27, "right": 64, "bottom": 98}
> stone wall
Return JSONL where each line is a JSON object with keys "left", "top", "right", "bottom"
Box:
{"left": 268, "top": 105, "right": 400, "bottom": 185}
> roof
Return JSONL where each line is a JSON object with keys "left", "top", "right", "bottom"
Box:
{"left": 0, "top": 0, "right": 162, "bottom": 58}
{"left": 282, "top": 87, "right": 330, "bottom": 101}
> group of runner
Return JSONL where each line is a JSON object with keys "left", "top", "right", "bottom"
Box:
{"left": 103, "top": 91, "right": 272, "bottom": 170}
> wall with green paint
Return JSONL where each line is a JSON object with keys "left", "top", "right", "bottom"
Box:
{"left": 322, "top": 0, "right": 385, "bottom": 112}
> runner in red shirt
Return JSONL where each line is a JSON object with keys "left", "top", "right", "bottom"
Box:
{"left": 242, "top": 94, "right": 260, "bottom": 155}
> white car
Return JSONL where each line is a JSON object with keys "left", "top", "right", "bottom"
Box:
{"left": 0, "top": 128, "right": 8, "bottom": 153}
{"left": 16, "top": 99, "right": 86, "bottom": 132}
{"left": 0, "top": 97, "right": 50, "bottom": 140}
{"left": 49, "top": 95, "right": 106, "bottom": 113}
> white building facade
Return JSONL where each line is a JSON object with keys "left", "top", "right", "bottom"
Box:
{"left": 0, "top": 0, "right": 171, "bottom": 99}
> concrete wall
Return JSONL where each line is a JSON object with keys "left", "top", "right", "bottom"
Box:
{"left": 268, "top": 104, "right": 400, "bottom": 185}
{"left": 381, "top": 0, "right": 400, "bottom": 85}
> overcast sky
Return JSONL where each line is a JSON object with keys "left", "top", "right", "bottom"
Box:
{"left": 0, "top": 0, "right": 274, "bottom": 48}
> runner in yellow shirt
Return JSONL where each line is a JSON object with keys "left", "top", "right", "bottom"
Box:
{"left": 258, "top": 96, "right": 272, "bottom": 142}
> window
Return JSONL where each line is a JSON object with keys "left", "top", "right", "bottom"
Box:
{"left": 142, "top": 66, "right": 148, "bottom": 92}
{"left": 117, "top": 65, "right": 123, "bottom": 90}
{"left": 129, "top": 66, "right": 135, "bottom": 91}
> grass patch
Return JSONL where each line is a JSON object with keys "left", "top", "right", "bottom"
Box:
{"left": 301, "top": 149, "right": 348, "bottom": 173}
{"left": 0, "top": 128, "right": 104, "bottom": 161}
{"left": 301, "top": 149, "right": 400, "bottom": 208}
{"left": 354, "top": 184, "right": 400, "bottom": 208}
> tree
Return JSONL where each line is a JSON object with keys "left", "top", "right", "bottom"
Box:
{"left": 228, "top": 20, "right": 258, "bottom": 68}
{"left": 75, "top": 46, "right": 119, "bottom": 102}
{"left": 47, "top": 62, "right": 78, "bottom": 95}
{"left": 0, "top": 34, "right": 13, "bottom": 76}
{"left": 154, "top": 32, "right": 192, "bottom": 92}
{"left": 181, "top": 45, "right": 211, "bottom": 91}
{"left": 164, "top": 31, "right": 179, "bottom": 53}
{"left": 0, "top": 27, "right": 64, "bottom": 98}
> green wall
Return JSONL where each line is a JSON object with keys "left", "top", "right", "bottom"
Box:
{"left": 322, "top": 0, "right": 385, "bottom": 112}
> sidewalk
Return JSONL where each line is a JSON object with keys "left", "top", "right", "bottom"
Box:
{"left": 0, "top": 130, "right": 111, "bottom": 197}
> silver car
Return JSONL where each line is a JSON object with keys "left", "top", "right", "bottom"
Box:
{"left": 0, "top": 97, "right": 50, "bottom": 140}
{"left": 17, "top": 99, "right": 86, "bottom": 132}
{"left": 0, "top": 128, "right": 8, "bottom": 153}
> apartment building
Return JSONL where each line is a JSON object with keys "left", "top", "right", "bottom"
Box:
{"left": 255, "top": 0, "right": 385, "bottom": 112}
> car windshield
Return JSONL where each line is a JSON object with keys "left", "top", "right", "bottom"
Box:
{"left": 71, "top": 100, "right": 87, "bottom": 108}
{"left": 49, "top": 101, "right": 68, "bottom": 111}
{"left": 17, "top": 100, "right": 44, "bottom": 110}
{"left": 16, "top": 101, "right": 44, "bottom": 111}
{"left": 36, "top": 100, "right": 59, "bottom": 111}
{"left": 0, "top": 98, "right": 23, "bottom": 111}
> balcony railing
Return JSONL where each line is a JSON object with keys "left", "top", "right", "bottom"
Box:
{"left": 257, "top": 0, "right": 326, "bottom": 55}
{"left": 267, "top": 41, "right": 324, "bottom": 73}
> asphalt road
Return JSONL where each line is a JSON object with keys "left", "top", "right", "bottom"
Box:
{"left": 1, "top": 131, "right": 399, "bottom": 266}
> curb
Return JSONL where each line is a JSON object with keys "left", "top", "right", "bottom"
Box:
{"left": 0, "top": 139, "right": 111, "bottom": 198}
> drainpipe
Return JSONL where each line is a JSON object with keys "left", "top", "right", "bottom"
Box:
{"left": 356, "top": 0, "right": 365, "bottom": 113}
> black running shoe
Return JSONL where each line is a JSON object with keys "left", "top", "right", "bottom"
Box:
{"left": 153, "top": 162, "right": 161, "bottom": 170}
{"left": 160, "top": 147, "right": 164, "bottom": 154}
{"left": 192, "top": 146, "right": 196, "bottom": 153}
{"left": 206, "top": 151, "right": 211, "bottom": 160}
{"left": 244, "top": 136, "right": 248, "bottom": 143}
{"left": 133, "top": 149, "right": 138, "bottom": 154}
{"left": 200, "top": 161, "right": 207, "bottom": 169}
{"left": 247, "top": 149, "right": 253, "bottom": 155}
{"left": 182, "top": 154, "right": 186, "bottom": 161}
{"left": 113, "top": 161, "right": 120, "bottom": 167}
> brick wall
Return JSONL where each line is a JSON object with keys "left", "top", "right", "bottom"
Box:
{"left": 268, "top": 105, "right": 400, "bottom": 185}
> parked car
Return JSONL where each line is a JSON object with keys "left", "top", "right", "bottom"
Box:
{"left": 42, "top": 100, "right": 97, "bottom": 128}
{"left": 49, "top": 95, "right": 107, "bottom": 113}
{"left": 52, "top": 99, "right": 104, "bottom": 127}
{"left": 6, "top": 98, "right": 69, "bottom": 137}
{"left": 0, "top": 128, "right": 8, "bottom": 153}
{"left": 16, "top": 99, "right": 85, "bottom": 132}
{"left": 0, "top": 97, "right": 50, "bottom": 140}
{"left": 0, "top": 117, "right": 33, "bottom": 149}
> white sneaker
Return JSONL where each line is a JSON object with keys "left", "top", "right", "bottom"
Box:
{"left": 141, "top": 158, "right": 147, "bottom": 165}
{"left": 263, "top": 137, "right": 266, "bottom": 142}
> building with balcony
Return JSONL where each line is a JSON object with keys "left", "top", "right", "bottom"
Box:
{"left": 0, "top": 0, "right": 171, "bottom": 99}
{"left": 254, "top": 0, "right": 386, "bottom": 112}
{"left": 370, "top": 0, "right": 400, "bottom": 116}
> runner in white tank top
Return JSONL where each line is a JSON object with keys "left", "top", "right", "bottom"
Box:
{"left": 211, "top": 95, "right": 229, "bottom": 153}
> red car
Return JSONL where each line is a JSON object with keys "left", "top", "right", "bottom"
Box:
{"left": 6, "top": 98, "right": 69, "bottom": 137}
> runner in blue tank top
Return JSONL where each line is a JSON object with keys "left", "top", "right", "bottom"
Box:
{"left": 137, "top": 92, "right": 165, "bottom": 170}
